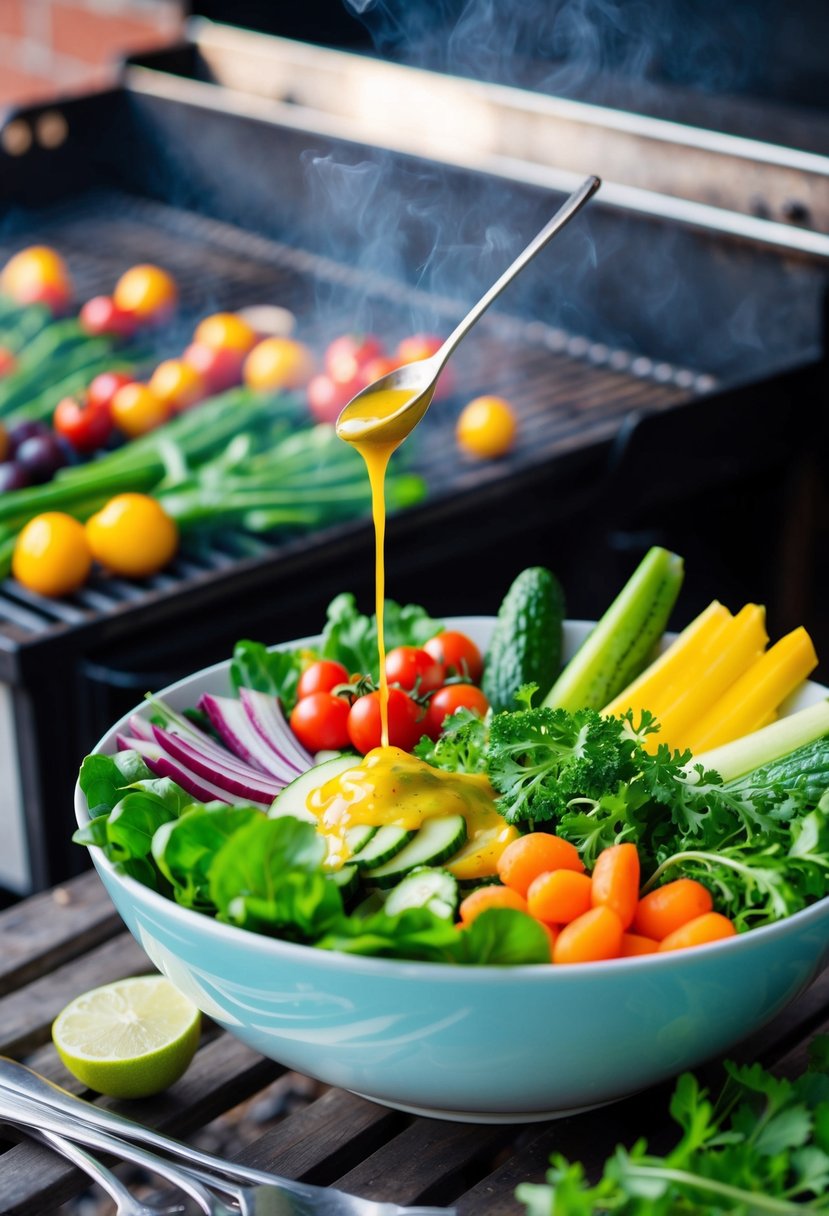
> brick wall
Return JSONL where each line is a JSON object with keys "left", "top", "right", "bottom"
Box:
{"left": 0, "top": 0, "right": 184, "bottom": 108}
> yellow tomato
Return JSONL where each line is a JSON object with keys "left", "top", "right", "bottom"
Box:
{"left": 148, "top": 359, "right": 205, "bottom": 412}
{"left": 111, "top": 383, "right": 171, "bottom": 438}
{"left": 12, "top": 513, "right": 92, "bottom": 598}
{"left": 243, "top": 337, "right": 314, "bottom": 391}
{"left": 194, "top": 312, "right": 258, "bottom": 354}
{"left": 113, "top": 264, "right": 178, "bottom": 321}
{"left": 0, "top": 245, "right": 72, "bottom": 311}
{"left": 456, "top": 395, "right": 517, "bottom": 459}
{"left": 86, "top": 494, "right": 178, "bottom": 578}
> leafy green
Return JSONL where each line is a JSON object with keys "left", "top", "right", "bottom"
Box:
{"left": 485, "top": 706, "right": 647, "bottom": 827}
{"left": 152, "top": 804, "right": 261, "bottom": 910}
{"left": 77, "top": 751, "right": 152, "bottom": 817}
{"left": 417, "top": 701, "right": 829, "bottom": 918}
{"left": 517, "top": 1037, "right": 829, "bottom": 1213}
{"left": 414, "top": 707, "right": 488, "bottom": 774}
{"left": 321, "top": 592, "right": 442, "bottom": 681}
{"left": 229, "top": 639, "right": 304, "bottom": 707}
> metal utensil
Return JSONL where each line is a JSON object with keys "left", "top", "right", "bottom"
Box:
{"left": 335, "top": 174, "right": 601, "bottom": 446}
{"left": 0, "top": 1057, "right": 455, "bottom": 1216}
{"left": 0, "top": 1093, "right": 236, "bottom": 1216}
{"left": 26, "top": 1126, "right": 185, "bottom": 1216}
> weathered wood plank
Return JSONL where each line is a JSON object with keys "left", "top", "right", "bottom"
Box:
{"left": 0, "top": 932, "right": 150, "bottom": 1057}
{"left": 334, "top": 1119, "right": 515, "bottom": 1207}
{"left": 0, "top": 871, "right": 120, "bottom": 995}
{"left": 238, "top": 1086, "right": 405, "bottom": 1185}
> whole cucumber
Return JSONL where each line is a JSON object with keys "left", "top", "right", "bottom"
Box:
{"left": 483, "top": 566, "right": 565, "bottom": 712}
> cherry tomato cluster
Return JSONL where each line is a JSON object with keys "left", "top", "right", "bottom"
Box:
{"left": 288, "top": 630, "right": 489, "bottom": 756}
{"left": 306, "top": 332, "right": 457, "bottom": 425}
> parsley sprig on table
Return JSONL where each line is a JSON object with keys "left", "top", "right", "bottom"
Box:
{"left": 517, "top": 1037, "right": 829, "bottom": 1214}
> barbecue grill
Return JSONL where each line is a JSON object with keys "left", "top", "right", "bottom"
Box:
{"left": 0, "top": 19, "right": 826, "bottom": 895}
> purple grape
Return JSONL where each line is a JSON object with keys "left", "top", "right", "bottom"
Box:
{"left": 7, "top": 419, "right": 50, "bottom": 455}
{"left": 15, "top": 433, "right": 66, "bottom": 484}
{"left": 0, "top": 462, "right": 30, "bottom": 492}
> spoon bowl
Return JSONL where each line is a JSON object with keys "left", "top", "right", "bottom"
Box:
{"left": 336, "top": 174, "right": 601, "bottom": 447}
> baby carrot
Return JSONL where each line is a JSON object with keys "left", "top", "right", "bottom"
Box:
{"left": 590, "top": 843, "right": 640, "bottom": 929}
{"left": 553, "top": 906, "right": 624, "bottom": 964}
{"left": 497, "top": 832, "right": 584, "bottom": 896}
{"left": 619, "top": 932, "right": 660, "bottom": 957}
{"left": 527, "top": 870, "right": 593, "bottom": 925}
{"left": 658, "top": 912, "right": 737, "bottom": 952}
{"left": 459, "top": 884, "right": 528, "bottom": 925}
{"left": 632, "top": 878, "right": 713, "bottom": 941}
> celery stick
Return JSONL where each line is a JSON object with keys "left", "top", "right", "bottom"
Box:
{"left": 543, "top": 546, "right": 684, "bottom": 712}
{"left": 691, "top": 699, "right": 829, "bottom": 781}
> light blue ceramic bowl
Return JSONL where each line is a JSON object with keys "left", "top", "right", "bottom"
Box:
{"left": 74, "top": 618, "right": 829, "bottom": 1122}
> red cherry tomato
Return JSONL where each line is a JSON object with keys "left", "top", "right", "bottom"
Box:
{"left": 423, "top": 631, "right": 483, "bottom": 683}
{"left": 297, "top": 659, "right": 350, "bottom": 700}
{"left": 290, "top": 692, "right": 351, "bottom": 753}
{"left": 182, "top": 342, "right": 244, "bottom": 393}
{"left": 347, "top": 688, "right": 425, "bottom": 754}
{"left": 86, "top": 371, "right": 134, "bottom": 413}
{"left": 53, "top": 395, "right": 113, "bottom": 453}
{"left": 324, "top": 334, "right": 385, "bottom": 387}
{"left": 79, "top": 295, "right": 136, "bottom": 338}
{"left": 306, "top": 373, "right": 352, "bottom": 424}
{"left": 427, "top": 684, "right": 490, "bottom": 738}
{"left": 384, "top": 646, "right": 445, "bottom": 695}
{"left": 360, "top": 354, "right": 401, "bottom": 384}
{"left": 395, "top": 333, "right": 455, "bottom": 399}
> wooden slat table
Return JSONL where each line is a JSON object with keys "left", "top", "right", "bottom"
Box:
{"left": 1, "top": 870, "right": 828, "bottom": 1215}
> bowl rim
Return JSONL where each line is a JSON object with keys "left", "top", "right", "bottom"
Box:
{"left": 75, "top": 616, "right": 829, "bottom": 980}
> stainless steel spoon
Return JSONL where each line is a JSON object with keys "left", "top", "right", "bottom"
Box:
{"left": 335, "top": 174, "right": 601, "bottom": 446}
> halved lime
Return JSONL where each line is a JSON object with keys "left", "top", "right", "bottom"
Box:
{"left": 52, "top": 975, "right": 201, "bottom": 1099}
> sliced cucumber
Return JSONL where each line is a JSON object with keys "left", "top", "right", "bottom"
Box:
{"left": 350, "top": 825, "right": 415, "bottom": 870}
{"left": 385, "top": 867, "right": 459, "bottom": 919}
{"left": 352, "top": 889, "right": 387, "bottom": 918}
{"left": 365, "top": 815, "right": 467, "bottom": 888}
{"left": 269, "top": 753, "right": 356, "bottom": 821}
{"left": 344, "top": 824, "right": 377, "bottom": 855}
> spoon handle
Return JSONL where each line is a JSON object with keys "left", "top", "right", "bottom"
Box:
{"left": 436, "top": 174, "right": 601, "bottom": 367}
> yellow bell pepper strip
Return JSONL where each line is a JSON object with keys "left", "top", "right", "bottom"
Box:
{"left": 602, "top": 600, "right": 732, "bottom": 721}
{"left": 679, "top": 626, "right": 818, "bottom": 755}
{"left": 644, "top": 603, "right": 768, "bottom": 753}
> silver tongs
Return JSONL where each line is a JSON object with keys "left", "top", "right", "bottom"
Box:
{"left": 0, "top": 1056, "right": 455, "bottom": 1216}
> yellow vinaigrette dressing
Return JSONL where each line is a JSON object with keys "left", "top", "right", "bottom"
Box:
{"left": 311, "top": 384, "right": 519, "bottom": 879}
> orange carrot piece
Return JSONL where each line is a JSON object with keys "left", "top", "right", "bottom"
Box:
{"left": 590, "top": 843, "right": 640, "bottom": 929}
{"left": 497, "top": 832, "right": 584, "bottom": 897}
{"left": 658, "top": 912, "right": 737, "bottom": 952}
{"left": 619, "top": 932, "right": 660, "bottom": 957}
{"left": 527, "top": 870, "right": 593, "bottom": 925}
{"left": 459, "top": 884, "right": 528, "bottom": 925}
{"left": 552, "top": 906, "right": 624, "bottom": 964}
{"left": 632, "top": 878, "right": 713, "bottom": 940}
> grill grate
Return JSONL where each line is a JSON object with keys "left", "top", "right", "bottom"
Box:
{"left": 0, "top": 189, "right": 707, "bottom": 650}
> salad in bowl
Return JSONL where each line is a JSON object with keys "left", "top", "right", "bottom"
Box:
{"left": 73, "top": 548, "right": 829, "bottom": 1119}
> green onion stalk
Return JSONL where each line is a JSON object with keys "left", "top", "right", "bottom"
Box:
{"left": 0, "top": 391, "right": 428, "bottom": 577}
